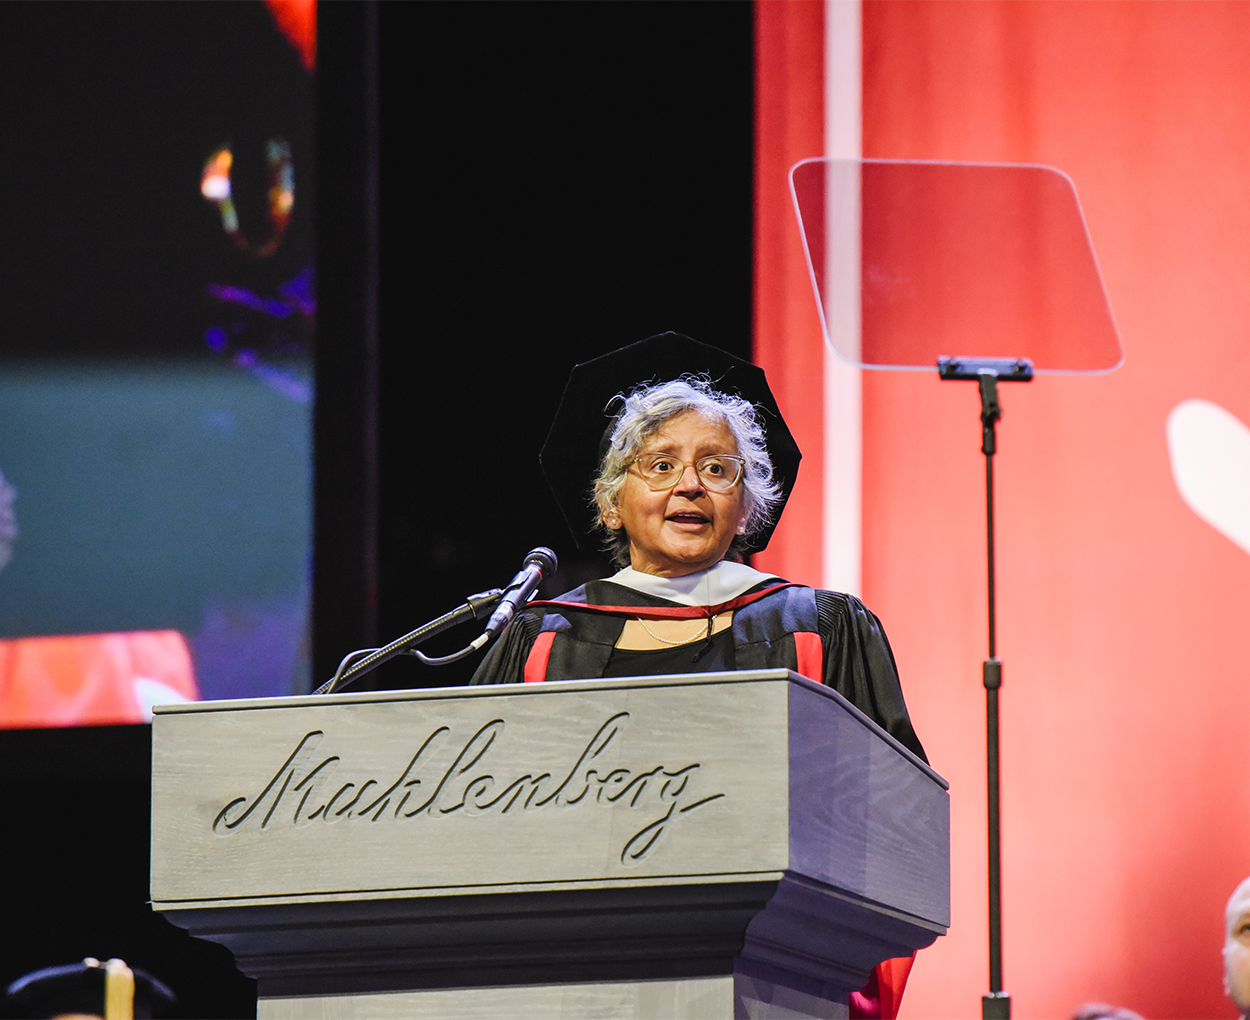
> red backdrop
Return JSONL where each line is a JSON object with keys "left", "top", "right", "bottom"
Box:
{"left": 756, "top": 3, "right": 1250, "bottom": 1018}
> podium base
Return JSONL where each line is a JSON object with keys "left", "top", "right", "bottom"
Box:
{"left": 259, "top": 967, "right": 852, "bottom": 1020}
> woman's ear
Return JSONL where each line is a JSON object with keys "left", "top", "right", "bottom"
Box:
{"left": 595, "top": 490, "right": 621, "bottom": 530}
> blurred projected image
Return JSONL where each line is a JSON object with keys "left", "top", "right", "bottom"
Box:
{"left": 0, "top": 470, "right": 198, "bottom": 724}
{"left": 0, "top": 1, "right": 316, "bottom": 727}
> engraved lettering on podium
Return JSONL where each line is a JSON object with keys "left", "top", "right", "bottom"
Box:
{"left": 212, "top": 713, "right": 725, "bottom": 863}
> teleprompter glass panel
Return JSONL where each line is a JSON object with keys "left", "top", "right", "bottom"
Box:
{"left": 790, "top": 158, "right": 1123, "bottom": 373}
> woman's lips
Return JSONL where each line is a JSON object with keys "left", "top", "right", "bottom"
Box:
{"left": 666, "top": 511, "right": 710, "bottom": 525}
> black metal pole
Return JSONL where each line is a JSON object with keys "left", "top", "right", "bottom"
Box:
{"left": 938, "top": 357, "right": 1029, "bottom": 1020}
{"left": 980, "top": 375, "right": 1010, "bottom": 1020}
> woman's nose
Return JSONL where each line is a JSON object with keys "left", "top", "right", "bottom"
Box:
{"left": 673, "top": 464, "right": 705, "bottom": 493}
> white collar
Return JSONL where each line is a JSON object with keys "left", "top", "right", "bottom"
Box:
{"left": 607, "top": 561, "right": 776, "bottom": 607}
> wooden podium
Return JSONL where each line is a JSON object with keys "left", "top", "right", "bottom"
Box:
{"left": 150, "top": 670, "right": 949, "bottom": 1019}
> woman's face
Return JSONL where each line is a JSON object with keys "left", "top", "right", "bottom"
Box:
{"left": 608, "top": 410, "right": 747, "bottom": 577}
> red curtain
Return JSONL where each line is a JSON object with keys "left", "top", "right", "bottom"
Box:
{"left": 757, "top": 3, "right": 1250, "bottom": 1017}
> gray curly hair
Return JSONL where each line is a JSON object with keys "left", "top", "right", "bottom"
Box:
{"left": 592, "top": 377, "right": 782, "bottom": 568}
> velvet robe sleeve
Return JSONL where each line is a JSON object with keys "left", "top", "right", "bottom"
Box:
{"left": 816, "top": 590, "right": 927, "bottom": 763}
{"left": 468, "top": 609, "right": 541, "bottom": 686}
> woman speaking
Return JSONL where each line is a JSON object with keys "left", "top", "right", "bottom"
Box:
{"left": 470, "top": 332, "right": 925, "bottom": 766}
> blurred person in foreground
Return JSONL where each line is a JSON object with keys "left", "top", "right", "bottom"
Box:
{"left": 1, "top": 957, "right": 174, "bottom": 1019}
{"left": 1227, "top": 877, "right": 1250, "bottom": 1019}
{"left": 1070, "top": 1003, "right": 1143, "bottom": 1020}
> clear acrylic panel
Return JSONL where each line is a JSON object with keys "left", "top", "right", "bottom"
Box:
{"left": 790, "top": 158, "right": 1123, "bottom": 373}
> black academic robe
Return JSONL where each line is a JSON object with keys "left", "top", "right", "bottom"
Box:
{"left": 470, "top": 577, "right": 926, "bottom": 763}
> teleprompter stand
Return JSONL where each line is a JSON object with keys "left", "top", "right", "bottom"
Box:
{"left": 791, "top": 157, "right": 1123, "bottom": 1018}
{"left": 937, "top": 356, "right": 1034, "bottom": 1019}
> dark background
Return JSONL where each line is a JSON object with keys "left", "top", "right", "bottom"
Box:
{"left": 370, "top": 0, "right": 755, "bottom": 690}
{"left": 1, "top": 3, "right": 754, "bottom": 1016}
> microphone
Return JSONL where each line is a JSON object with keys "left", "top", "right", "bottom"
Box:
{"left": 481, "top": 547, "right": 558, "bottom": 642}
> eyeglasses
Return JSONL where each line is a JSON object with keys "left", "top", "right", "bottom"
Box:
{"left": 630, "top": 453, "right": 745, "bottom": 492}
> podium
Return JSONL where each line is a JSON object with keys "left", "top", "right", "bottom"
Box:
{"left": 150, "top": 670, "right": 949, "bottom": 1019}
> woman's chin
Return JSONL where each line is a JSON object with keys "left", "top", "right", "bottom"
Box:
{"left": 631, "top": 547, "right": 726, "bottom": 577}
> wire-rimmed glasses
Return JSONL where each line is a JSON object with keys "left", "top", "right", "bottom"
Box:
{"left": 630, "top": 454, "right": 745, "bottom": 492}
